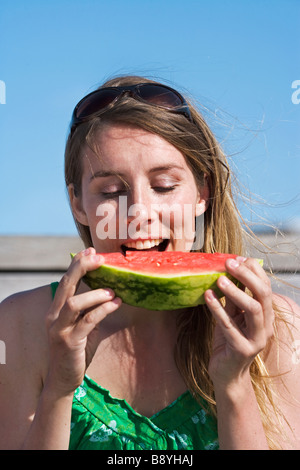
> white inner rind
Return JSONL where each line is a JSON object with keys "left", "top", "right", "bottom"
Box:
{"left": 102, "top": 264, "right": 225, "bottom": 278}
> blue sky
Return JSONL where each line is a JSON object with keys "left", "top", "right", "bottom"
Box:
{"left": 0, "top": 0, "right": 299, "bottom": 236}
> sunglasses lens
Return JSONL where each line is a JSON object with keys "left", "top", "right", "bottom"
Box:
{"left": 72, "top": 84, "right": 191, "bottom": 130}
{"left": 75, "top": 89, "right": 120, "bottom": 119}
{"left": 138, "top": 85, "right": 184, "bottom": 108}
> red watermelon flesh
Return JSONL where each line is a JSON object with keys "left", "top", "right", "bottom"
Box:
{"left": 80, "top": 251, "right": 249, "bottom": 310}
{"left": 87, "top": 251, "right": 238, "bottom": 274}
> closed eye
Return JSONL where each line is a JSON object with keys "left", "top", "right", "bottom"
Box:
{"left": 102, "top": 185, "right": 177, "bottom": 197}
{"left": 102, "top": 189, "right": 128, "bottom": 198}
{"left": 152, "top": 185, "right": 176, "bottom": 193}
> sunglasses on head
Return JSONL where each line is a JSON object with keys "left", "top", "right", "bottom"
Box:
{"left": 70, "top": 83, "right": 193, "bottom": 133}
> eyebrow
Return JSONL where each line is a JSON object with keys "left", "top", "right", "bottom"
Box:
{"left": 149, "top": 164, "right": 185, "bottom": 173}
{"left": 89, "top": 170, "right": 123, "bottom": 181}
{"left": 89, "top": 165, "right": 184, "bottom": 181}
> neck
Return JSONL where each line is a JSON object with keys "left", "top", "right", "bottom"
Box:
{"left": 78, "top": 280, "right": 182, "bottom": 348}
{"left": 104, "top": 301, "right": 180, "bottom": 342}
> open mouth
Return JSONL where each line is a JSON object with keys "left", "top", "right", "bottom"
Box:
{"left": 121, "top": 239, "right": 169, "bottom": 255}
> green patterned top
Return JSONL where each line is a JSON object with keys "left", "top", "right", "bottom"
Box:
{"left": 50, "top": 282, "right": 219, "bottom": 450}
{"left": 70, "top": 375, "right": 218, "bottom": 450}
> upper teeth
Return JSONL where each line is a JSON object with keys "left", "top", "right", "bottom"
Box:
{"left": 124, "top": 239, "right": 163, "bottom": 250}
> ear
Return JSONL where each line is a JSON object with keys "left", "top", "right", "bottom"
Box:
{"left": 68, "top": 184, "right": 89, "bottom": 226}
{"left": 195, "top": 178, "right": 210, "bottom": 217}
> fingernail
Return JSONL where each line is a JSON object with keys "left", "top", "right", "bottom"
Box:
{"left": 83, "top": 248, "right": 91, "bottom": 255}
{"left": 236, "top": 256, "right": 247, "bottom": 263}
{"left": 220, "top": 276, "right": 230, "bottom": 286}
{"left": 228, "top": 259, "right": 239, "bottom": 268}
{"left": 103, "top": 288, "right": 114, "bottom": 297}
{"left": 205, "top": 290, "right": 217, "bottom": 302}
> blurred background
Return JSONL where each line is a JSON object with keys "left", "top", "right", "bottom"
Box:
{"left": 0, "top": 0, "right": 299, "bottom": 301}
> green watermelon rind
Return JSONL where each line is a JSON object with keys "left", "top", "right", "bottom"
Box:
{"left": 82, "top": 264, "right": 239, "bottom": 311}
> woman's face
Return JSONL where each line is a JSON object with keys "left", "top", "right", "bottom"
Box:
{"left": 70, "top": 124, "right": 208, "bottom": 253}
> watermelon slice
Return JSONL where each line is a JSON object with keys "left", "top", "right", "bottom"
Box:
{"left": 73, "top": 252, "right": 260, "bottom": 311}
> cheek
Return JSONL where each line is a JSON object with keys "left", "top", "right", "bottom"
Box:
{"left": 173, "top": 207, "right": 196, "bottom": 241}
{"left": 160, "top": 197, "right": 197, "bottom": 242}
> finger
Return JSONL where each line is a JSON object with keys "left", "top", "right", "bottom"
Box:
{"left": 240, "top": 258, "right": 274, "bottom": 335}
{"left": 241, "top": 256, "right": 266, "bottom": 278}
{"left": 55, "top": 288, "right": 116, "bottom": 329}
{"left": 73, "top": 297, "right": 122, "bottom": 341}
{"left": 217, "top": 275, "right": 260, "bottom": 313}
{"left": 240, "top": 258, "right": 272, "bottom": 294}
{"left": 51, "top": 248, "right": 104, "bottom": 314}
{"left": 226, "top": 258, "right": 271, "bottom": 299}
{"left": 205, "top": 288, "right": 267, "bottom": 357}
{"left": 225, "top": 258, "right": 273, "bottom": 323}
{"left": 205, "top": 290, "right": 249, "bottom": 351}
{"left": 216, "top": 276, "right": 265, "bottom": 344}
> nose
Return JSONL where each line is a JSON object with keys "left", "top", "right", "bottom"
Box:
{"left": 119, "top": 187, "right": 156, "bottom": 238}
{"left": 128, "top": 187, "right": 153, "bottom": 226}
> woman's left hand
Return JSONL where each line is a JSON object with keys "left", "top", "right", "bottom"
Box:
{"left": 204, "top": 256, "right": 274, "bottom": 388}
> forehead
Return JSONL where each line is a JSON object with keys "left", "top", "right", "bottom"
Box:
{"left": 81, "top": 124, "right": 189, "bottom": 172}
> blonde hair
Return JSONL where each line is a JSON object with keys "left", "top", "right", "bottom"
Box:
{"left": 65, "top": 75, "right": 289, "bottom": 449}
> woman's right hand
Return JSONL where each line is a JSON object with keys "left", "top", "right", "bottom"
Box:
{"left": 44, "top": 248, "right": 122, "bottom": 397}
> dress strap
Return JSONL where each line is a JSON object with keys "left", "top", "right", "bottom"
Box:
{"left": 50, "top": 281, "right": 59, "bottom": 299}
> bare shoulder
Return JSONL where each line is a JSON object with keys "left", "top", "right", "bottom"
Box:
{"left": 264, "top": 292, "right": 300, "bottom": 373}
{"left": 264, "top": 293, "right": 300, "bottom": 448}
{"left": 273, "top": 292, "right": 300, "bottom": 320}
{"left": 0, "top": 284, "right": 54, "bottom": 373}
{"left": 272, "top": 292, "right": 300, "bottom": 356}
{"left": 1, "top": 283, "right": 53, "bottom": 314}
{"left": 1, "top": 283, "right": 52, "bottom": 338}
{"left": 0, "top": 284, "right": 54, "bottom": 449}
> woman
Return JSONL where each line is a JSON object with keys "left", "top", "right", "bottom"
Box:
{"left": 0, "top": 75, "right": 299, "bottom": 450}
